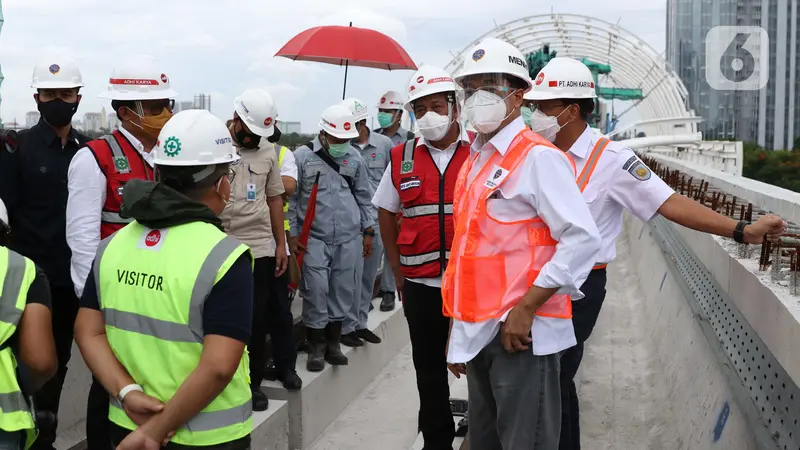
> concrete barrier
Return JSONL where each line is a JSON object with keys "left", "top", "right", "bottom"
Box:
{"left": 622, "top": 213, "right": 763, "bottom": 449}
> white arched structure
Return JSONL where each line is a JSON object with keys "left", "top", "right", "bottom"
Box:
{"left": 445, "top": 13, "right": 701, "bottom": 139}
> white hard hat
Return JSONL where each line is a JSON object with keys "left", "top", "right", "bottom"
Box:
{"left": 405, "top": 65, "right": 457, "bottom": 112}
{"left": 454, "top": 37, "right": 532, "bottom": 92}
{"left": 0, "top": 198, "right": 7, "bottom": 226}
{"left": 376, "top": 91, "right": 405, "bottom": 110}
{"left": 319, "top": 104, "right": 359, "bottom": 139}
{"left": 31, "top": 55, "right": 84, "bottom": 89}
{"left": 98, "top": 55, "right": 179, "bottom": 101}
{"left": 341, "top": 98, "right": 369, "bottom": 123}
{"left": 154, "top": 110, "right": 239, "bottom": 166}
{"left": 526, "top": 57, "right": 598, "bottom": 100}
{"left": 233, "top": 89, "right": 278, "bottom": 138}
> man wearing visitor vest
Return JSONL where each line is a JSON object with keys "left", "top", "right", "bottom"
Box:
{"left": 0, "top": 198, "right": 58, "bottom": 449}
{"left": 442, "top": 38, "right": 602, "bottom": 449}
{"left": 526, "top": 57, "right": 789, "bottom": 450}
{"left": 372, "top": 65, "right": 474, "bottom": 450}
{"left": 75, "top": 110, "right": 253, "bottom": 450}
{"left": 66, "top": 54, "right": 178, "bottom": 449}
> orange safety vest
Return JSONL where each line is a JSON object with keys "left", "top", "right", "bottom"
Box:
{"left": 442, "top": 129, "right": 576, "bottom": 323}
{"left": 576, "top": 137, "right": 611, "bottom": 271}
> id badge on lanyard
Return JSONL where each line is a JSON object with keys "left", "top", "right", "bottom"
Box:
{"left": 246, "top": 183, "right": 257, "bottom": 201}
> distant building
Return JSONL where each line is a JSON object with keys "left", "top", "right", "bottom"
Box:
{"left": 26, "top": 111, "right": 41, "bottom": 128}
{"left": 193, "top": 94, "right": 211, "bottom": 111}
{"left": 71, "top": 119, "right": 83, "bottom": 130}
{"left": 100, "top": 106, "right": 108, "bottom": 130}
{"left": 108, "top": 113, "right": 120, "bottom": 130}
{"left": 84, "top": 113, "right": 102, "bottom": 133}
{"left": 277, "top": 120, "right": 301, "bottom": 135}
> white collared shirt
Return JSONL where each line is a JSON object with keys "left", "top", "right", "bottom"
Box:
{"left": 66, "top": 126, "right": 153, "bottom": 297}
{"left": 371, "top": 125, "right": 471, "bottom": 288}
{"left": 568, "top": 126, "right": 675, "bottom": 264}
{"left": 446, "top": 117, "right": 601, "bottom": 362}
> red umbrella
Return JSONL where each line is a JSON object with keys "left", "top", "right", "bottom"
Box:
{"left": 289, "top": 172, "right": 321, "bottom": 293}
{"left": 275, "top": 23, "right": 417, "bottom": 99}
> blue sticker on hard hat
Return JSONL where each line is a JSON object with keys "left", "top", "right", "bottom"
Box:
{"left": 49, "top": 64, "right": 60, "bottom": 75}
{"left": 472, "top": 49, "right": 486, "bottom": 62}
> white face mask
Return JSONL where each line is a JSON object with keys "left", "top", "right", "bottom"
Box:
{"left": 529, "top": 107, "right": 570, "bottom": 142}
{"left": 417, "top": 104, "right": 452, "bottom": 142}
{"left": 463, "top": 90, "right": 509, "bottom": 134}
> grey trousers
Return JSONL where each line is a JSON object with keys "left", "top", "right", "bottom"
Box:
{"left": 301, "top": 235, "right": 361, "bottom": 329}
{"left": 345, "top": 229, "right": 384, "bottom": 334}
{"left": 467, "top": 334, "right": 562, "bottom": 450}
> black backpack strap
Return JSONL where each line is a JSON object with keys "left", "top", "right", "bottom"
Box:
{"left": 314, "top": 148, "right": 356, "bottom": 194}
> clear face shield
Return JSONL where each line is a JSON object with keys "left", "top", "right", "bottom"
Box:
{"left": 456, "top": 74, "right": 521, "bottom": 134}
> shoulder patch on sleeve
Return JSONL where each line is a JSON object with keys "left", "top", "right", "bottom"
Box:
{"left": 627, "top": 159, "right": 652, "bottom": 181}
{"left": 622, "top": 155, "right": 638, "bottom": 171}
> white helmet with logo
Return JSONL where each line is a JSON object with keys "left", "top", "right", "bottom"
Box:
{"left": 319, "top": 104, "right": 359, "bottom": 139}
{"left": 376, "top": 91, "right": 405, "bottom": 110}
{"left": 233, "top": 89, "right": 278, "bottom": 137}
{"left": 405, "top": 65, "right": 457, "bottom": 112}
{"left": 454, "top": 37, "right": 532, "bottom": 92}
{"left": 341, "top": 98, "right": 369, "bottom": 123}
{"left": 527, "top": 57, "right": 598, "bottom": 100}
{"left": 154, "top": 110, "right": 239, "bottom": 166}
{"left": 98, "top": 54, "right": 179, "bottom": 101}
{"left": 31, "top": 55, "right": 84, "bottom": 89}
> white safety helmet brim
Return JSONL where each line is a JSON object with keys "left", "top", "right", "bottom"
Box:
{"left": 454, "top": 38, "right": 533, "bottom": 93}
{"left": 526, "top": 57, "right": 599, "bottom": 100}
{"left": 98, "top": 89, "right": 179, "bottom": 101}
{"left": 154, "top": 110, "right": 240, "bottom": 167}
{"left": 319, "top": 119, "right": 359, "bottom": 139}
{"left": 33, "top": 80, "right": 85, "bottom": 89}
{"left": 525, "top": 90, "right": 597, "bottom": 100}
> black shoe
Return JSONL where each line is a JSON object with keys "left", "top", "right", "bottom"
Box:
{"left": 380, "top": 291, "right": 396, "bottom": 311}
{"left": 263, "top": 358, "right": 278, "bottom": 381}
{"left": 369, "top": 301, "right": 375, "bottom": 312}
{"left": 324, "top": 322, "right": 349, "bottom": 366}
{"left": 252, "top": 390, "right": 269, "bottom": 412}
{"left": 356, "top": 328, "right": 382, "bottom": 344}
{"left": 306, "top": 328, "right": 326, "bottom": 372}
{"left": 340, "top": 331, "right": 364, "bottom": 347}
{"left": 278, "top": 369, "right": 303, "bottom": 391}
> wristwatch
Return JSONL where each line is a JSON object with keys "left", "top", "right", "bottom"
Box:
{"left": 117, "top": 384, "right": 143, "bottom": 406}
{"left": 363, "top": 228, "right": 375, "bottom": 237}
{"left": 733, "top": 220, "right": 749, "bottom": 244}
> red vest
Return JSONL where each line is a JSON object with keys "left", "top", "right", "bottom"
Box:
{"left": 86, "top": 131, "right": 154, "bottom": 238}
{"left": 390, "top": 132, "right": 475, "bottom": 278}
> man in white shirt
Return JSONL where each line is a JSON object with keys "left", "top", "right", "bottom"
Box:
{"left": 526, "top": 56, "right": 788, "bottom": 450}
{"left": 443, "top": 38, "right": 601, "bottom": 449}
{"left": 65, "top": 55, "right": 177, "bottom": 449}
{"left": 372, "top": 65, "right": 475, "bottom": 449}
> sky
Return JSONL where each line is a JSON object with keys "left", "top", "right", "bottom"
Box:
{"left": 0, "top": 0, "right": 666, "bottom": 133}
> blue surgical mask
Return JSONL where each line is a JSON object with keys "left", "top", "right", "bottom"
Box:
{"left": 328, "top": 143, "right": 350, "bottom": 158}
{"left": 521, "top": 106, "right": 533, "bottom": 128}
{"left": 377, "top": 111, "right": 395, "bottom": 128}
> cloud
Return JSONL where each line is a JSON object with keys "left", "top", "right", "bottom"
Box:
{"left": 0, "top": 0, "right": 668, "bottom": 132}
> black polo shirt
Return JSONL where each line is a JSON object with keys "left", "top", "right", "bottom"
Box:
{"left": 0, "top": 119, "right": 89, "bottom": 288}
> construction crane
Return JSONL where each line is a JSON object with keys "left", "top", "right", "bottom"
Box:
{"left": 524, "top": 44, "right": 644, "bottom": 132}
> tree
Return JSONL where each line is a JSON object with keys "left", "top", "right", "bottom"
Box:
{"left": 742, "top": 141, "right": 800, "bottom": 192}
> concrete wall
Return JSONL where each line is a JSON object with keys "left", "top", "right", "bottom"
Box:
{"left": 622, "top": 213, "right": 760, "bottom": 449}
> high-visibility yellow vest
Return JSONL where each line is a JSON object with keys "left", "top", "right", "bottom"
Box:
{"left": 94, "top": 221, "right": 253, "bottom": 446}
{"left": 277, "top": 145, "right": 290, "bottom": 232}
{"left": 0, "top": 247, "right": 38, "bottom": 449}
